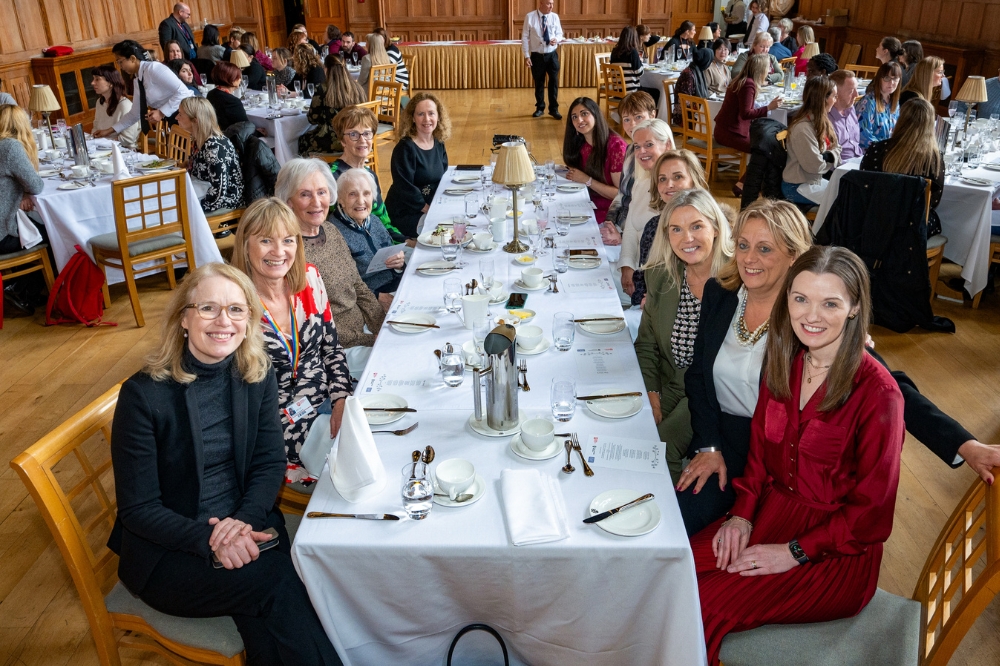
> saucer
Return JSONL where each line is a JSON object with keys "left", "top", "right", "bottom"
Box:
{"left": 513, "top": 279, "right": 548, "bottom": 292}
{"left": 433, "top": 473, "right": 486, "bottom": 507}
{"left": 37, "top": 169, "right": 59, "bottom": 177}
{"left": 503, "top": 308, "right": 535, "bottom": 323}
{"left": 588, "top": 489, "right": 661, "bottom": 537}
{"left": 568, "top": 256, "right": 602, "bottom": 269}
{"left": 982, "top": 163, "right": 1000, "bottom": 172}
{"left": 510, "top": 433, "right": 563, "bottom": 460}
{"left": 577, "top": 314, "right": 626, "bottom": 335}
{"left": 557, "top": 183, "right": 585, "bottom": 193}
{"left": 389, "top": 313, "right": 437, "bottom": 334}
{"left": 57, "top": 181, "right": 89, "bottom": 190}
{"left": 417, "top": 229, "right": 472, "bottom": 248}
{"left": 467, "top": 242, "right": 498, "bottom": 253}
{"left": 452, "top": 175, "right": 480, "bottom": 184}
{"left": 468, "top": 413, "right": 524, "bottom": 437}
{"left": 585, "top": 393, "right": 642, "bottom": 419}
{"left": 959, "top": 176, "right": 993, "bottom": 187}
{"left": 488, "top": 290, "right": 509, "bottom": 304}
{"left": 514, "top": 255, "right": 536, "bottom": 265}
{"left": 359, "top": 394, "right": 408, "bottom": 425}
{"left": 516, "top": 338, "right": 551, "bottom": 355}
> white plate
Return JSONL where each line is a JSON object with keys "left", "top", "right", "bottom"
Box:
{"left": 568, "top": 256, "right": 602, "bottom": 269}
{"left": 360, "top": 394, "right": 409, "bottom": 425}
{"left": 37, "top": 169, "right": 59, "bottom": 177}
{"left": 982, "top": 163, "right": 1000, "bottom": 172}
{"left": 468, "top": 413, "right": 524, "bottom": 437}
{"left": 488, "top": 289, "right": 509, "bottom": 304}
{"left": 443, "top": 187, "right": 473, "bottom": 195}
{"left": 415, "top": 260, "right": 458, "bottom": 275}
{"left": 577, "top": 314, "right": 625, "bottom": 335}
{"left": 417, "top": 230, "right": 472, "bottom": 248}
{"left": 512, "top": 279, "right": 548, "bottom": 292}
{"left": 452, "top": 175, "right": 480, "bottom": 184}
{"left": 516, "top": 338, "right": 551, "bottom": 355}
{"left": 88, "top": 150, "right": 112, "bottom": 159}
{"left": 585, "top": 393, "right": 642, "bottom": 419}
{"left": 510, "top": 434, "right": 563, "bottom": 460}
{"left": 502, "top": 308, "right": 535, "bottom": 324}
{"left": 57, "top": 181, "right": 89, "bottom": 190}
{"left": 588, "top": 489, "right": 661, "bottom": 536}
{"left": 959, "top": 176, "right": 993, "bottom": 187}
{"left": 433, "top": 473, "right": 486, "bottom": 507}
{"left": 558, "top": 215, "right": 591, "bottom": 225}
{"left": 136, "top": 158, "right": 176, "bottom": 171}
{"left": 557, "top": 184, "right": 585, "bottom": 193}
{"left": 389, "top": 313, "right": 437, "bottom": 334}
{"left": 466, "top": 241, "right": 498, "bottom": 253}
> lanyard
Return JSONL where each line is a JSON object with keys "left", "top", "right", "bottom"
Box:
{"left": 261, "top": 301, "right": 300, "bottom": 378}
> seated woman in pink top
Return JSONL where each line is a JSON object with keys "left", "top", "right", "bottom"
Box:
{"left": 562, "top": 97, "right": 628, "bottom": 224}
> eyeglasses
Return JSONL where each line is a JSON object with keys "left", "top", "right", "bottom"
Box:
{"left": 345, "top": 130, "right": 374, "bottom": 141}
{"left": 183, "top": 302, "right": 250, "bottom": 320}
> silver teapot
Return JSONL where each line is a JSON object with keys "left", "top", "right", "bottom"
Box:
{"left": 471, "top": 323, "right": 519, "bottom": 431}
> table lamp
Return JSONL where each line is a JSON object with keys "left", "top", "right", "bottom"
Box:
{"left": 28, "top": 84, "right": 61, "bottom": 149}
{"left": 492, "top": 141, "right": 536, "bottom": 254}
{"left": 802, "top": 42, "right": 820, "bottom": 60}
{"left": 955, "top": 75, "right": 988, "bottom": 134}
{"left": 698, "top": 26, "right": 714, "bottom": 43}
{"left": 229, "top": 49, "right": 252, "bottom": 69}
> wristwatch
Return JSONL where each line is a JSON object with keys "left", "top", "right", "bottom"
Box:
{"left": 696, "top": 447, "right": 720, "bottom": 454}
{"left": 789, "top": 539, "right": 809, "bottom": 565}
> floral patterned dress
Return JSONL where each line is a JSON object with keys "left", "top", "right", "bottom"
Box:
{"left": 577, "top": 133, "right": 628, "bottom": 223}
{"left": 855, "top": 92, "right": 899, "bottom": 151}
{"left": 297, "top": 84, "right": 347, "bottom": 155}
{"left": 260, "top": 264, "right": 352, "bottom": 483}
{"left": 189, "top": 134, "right": 244, "bottom": 213}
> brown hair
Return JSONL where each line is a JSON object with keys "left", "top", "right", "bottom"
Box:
{"left": 789, "top": 76, "right": 838, "bottom": 150}
{"left": 764, "top": 246, "right": 871, "bottom": 411}
{"left": 729, "top": 53, "right": 769, "bottom": 94}
{"left": 397, "top": 91, "right": 451, "bottom": 142}
{"left": 649, "top": 149, "right": 708, "bottom": 212}
{"left": 91, "top": 64, "right": 128, "bottom": 116}
{"left": 322, "top": 58, "right": 365, "bottom": 109}
{"left": 828, "top": 69, "right": 855, "bottom": 86}
{"left": 211, "top": 61, "right": 242, "bottom": 88}
{"left": 870, "top": 60, "right": 902, "bottom": 113}
{"left": 883, "top": 97, "right": 941, "bottom": 179}
{"left": 242, "top": 32, "right": 260, "bottom": 53}
{"left": 901, "top": 56, "right": 944, "bottom": 103}
{"left": 231, "top": 198, "right": 308, "bottom": 294}
{"left": 717, "top": 199, "right": 812, "bottom": 292}
{"left": 293, "top": 43, "right": 322, "bottom": 77}
{"left": 333, "top": 105, "right": 378, "bottom": 138}
{"left": 619, "top": 90, "right": 657, "bottom": 118}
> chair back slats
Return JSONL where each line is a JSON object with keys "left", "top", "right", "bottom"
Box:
{"left": 165, "top": 125, "right": 193, "bottom": 163}
{"left": 601, "top": 63, "right": 626, "bottom": 127}
{"left": 679, "top": 94, "right": 713, "bottom": 148}
{"left": 847, "top": 63, "right": 880, "bottom": 78}
{"left": 838, "top": 43, "right": 862, "bottom": 69}
{"left": 779, "top": 56, "right": 796, "bottom": 69}
{"left": 372, "top": 81, "right": 403, "bottom": 126}
{"left": 400, "top": 52, "right": 416, "bottom": 91}
{"left": 595, "top": 52, "right": 611, "bottom": 101}
{"left": 368, "top": 63, "right": 398, "bottom": 99}
{"left": 112, "top": 170, "right": 190, "bottom": 247}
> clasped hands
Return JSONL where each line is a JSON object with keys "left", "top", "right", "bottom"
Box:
{"left": 208, "top": 516, "right": 272, "bottom": 570}
{"left": 712, "top": 518, "right": 799, "bottom": 577}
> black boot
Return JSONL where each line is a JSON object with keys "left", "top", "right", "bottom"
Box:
{"left": 3, "top": 282, "right": 35, "bottom": 317}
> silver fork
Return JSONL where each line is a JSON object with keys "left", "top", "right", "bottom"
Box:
{"left": 518, "top": 360, "right": 530, "bottom": 391}
{"left": 371, "top": 422, "right": 419, "bottom": 436}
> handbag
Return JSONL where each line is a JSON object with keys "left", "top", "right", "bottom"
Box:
{"left": 447, "top": 623, "right": 510, "bottom": 666}
{"left": 42, "top": 45, "right": 74, "bottom": 57}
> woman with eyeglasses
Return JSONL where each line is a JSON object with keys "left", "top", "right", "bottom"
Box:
{"left": 108, "top": 262, "right": 343, "bottom": 665}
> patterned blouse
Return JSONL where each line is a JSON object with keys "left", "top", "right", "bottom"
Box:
{"left": 670, "top": 273, "right": 702, "bottom": 368}
{"left": 297, "top": 84, "right": 351, "bottom": 155}
{"left": 855, "top": 92, "right": 899, "bottom": 151}
{"left": 189, "top": 134, "right": 244, "bottom": 213}
{"left": 261, "top": 264, "right": 352, "bottom": 469}
{"left": 631, "top": 213, "right": 660, "bottom": 306}
{"left": 577, "top": 133, "right": 628, "bottom": 223}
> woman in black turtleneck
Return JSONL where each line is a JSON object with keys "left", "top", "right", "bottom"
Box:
{"left": 107, "top": 263, "right": 342, "bottom": 666}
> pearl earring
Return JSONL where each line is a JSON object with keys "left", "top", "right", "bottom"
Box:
{"left": 183, "top": 330, "right": 188, "bottom": 337}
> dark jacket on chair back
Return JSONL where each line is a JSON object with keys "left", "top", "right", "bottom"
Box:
{"left": 742, "top": 118, "right": 787, "bottom": 209}
{"left": 107, "top": 368, "right": 285, "bottom": 594}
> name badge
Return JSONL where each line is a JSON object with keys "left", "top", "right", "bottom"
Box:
{"left": 283, "top": 396, "right": 316, "bottom": 424}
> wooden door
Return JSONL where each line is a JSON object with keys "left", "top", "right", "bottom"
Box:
{"left": 258, "top": 0, "right": 290, "bottom": 48}
{"left": 304, "top": 0, "right": 350, "bottom": 44}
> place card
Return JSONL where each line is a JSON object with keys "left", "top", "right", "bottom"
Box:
{"left": 580, "top": 435, "right": 666, "bottom": 475}
{"left": 386, "top": 299, "right": 444, "bottom": 318}
{"left": 561, "top": 276, "right": 615, "bottom": 294}
{"left": 360, "top": 372, "right": 432, "bottom": 395}
{"left": 574, "top": 347, "right": 627, "bottom": 382}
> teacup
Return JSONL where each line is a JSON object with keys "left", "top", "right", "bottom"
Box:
{"left": 479, "top": 279, "right": 503, "bottom": 300}
{"left": 70, "top": 165, "right": 90, "bottom": 178}
{"left": 521, "top": 267, "right": 544, "bottom": 288}
{"left": 473, "top": 232, "right": 493, "bottom": 250}
{"left": 461, "top": 340, "right": 483, "bottom": 367}
{"left": 53, "top": 136, "right": 67, "bottom": 149}
{"left": 95, "top": 160, "right": 114, "bottom": 174}
{"left": 517, "top": 324, "right": 543, "bottom": 351}
{"left": 43, "top": 149, "right": 61, "bottom": 161}
{"left": 490, "top": 216, "right": 506, "bottom": 242}
{"left": 520, "top": 216, "right": 538, "bottom": 236}
{"left": 520, "top": 418, "right": 555, "bottom": 452}
{"left": 435, "top": 459, "right": 476, "bottom": 500}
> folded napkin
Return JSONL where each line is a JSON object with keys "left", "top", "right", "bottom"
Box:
{"left": 501, "top": 469, "right": 570, "bottom": 546}
{"left": 16, "top": 210, "right": 43, "bottom": 249}
{"left": 331, "top": 396, "right": 387, "bottom": 503}
{"left": 111, "top": 143, "right": 130, "bottom": 181}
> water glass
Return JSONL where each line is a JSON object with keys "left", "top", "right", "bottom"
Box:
{"left": 441, "top": 241, "right": 459, "bottom": 263}
{"left": 553, "top": 250, "right": 568, "bottom": 273}
{"left": 473, "top": 316, "right": 492, "bottom": 351}
{"left": 550, "top": 379, "right": 577, "bottom": 422}
{"left": 441, "top": 345, "right": 465, "bottom": 387}
{"left": 465, "top": 192, "right": 479, "bottom": 220}
{"left": 479, "top": 258, "right": 495, "bottom": 292}
{"left": 294, "top": 80, "right": 302, "bottom": 96}
{"left": 443, "top": 278, "right": 463, "bottom": 313}
{"left": 552, "top": 311, "right": 575, "bottom": 351}
{"left": 401, "top": 463, "right": 433, "bottom": 520}
{"left": 554, "top": 214, "right": 570, "bottom": 236}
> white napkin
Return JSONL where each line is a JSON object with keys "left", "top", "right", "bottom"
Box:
{"left": 331, "top": 396, "right": 387, "bottom": 503}
{"left": 16, "top": 210, "right": 43, "bottom": 249}
{"left": 500, "top": 469, "right": 570, "bottom": 546}
{"left": 111, "top": 143, "right": 130, "bottom": 181}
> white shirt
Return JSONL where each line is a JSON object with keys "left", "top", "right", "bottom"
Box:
{"left": 619, "top": 166, "right": 656, "bottom": 270}
{"left": 744, "top": 11, "right": 770, "bottom": 46}
{"left": 713, "top": 288, "right": 766, "bottom": 418}
{"left": 522, "top": 10, "right": 563, "bottom": 58}
{"left": 93, "top": 96, "right": 140, "bottom": 149}
{"left": 113, "top": 61, "right": 193, "bottom": 133}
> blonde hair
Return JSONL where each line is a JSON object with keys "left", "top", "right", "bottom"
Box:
{"left": 902, "top": 56, "right": 944, "bottom": 103}
{"left": 365, "top": 33, "right": 391, "bottom": 67}
{"left": 397, "top": 91, "right": 451, "bottom": 142}
{"left": 883, "top": 97, "right": 941, "bottom": 179}
{"left": 796, "top": 25, "right": 815, "bottom": 47}
{"left": 231, "top": 198, "right": 308, "bottom": 294}
{"left": 228, "top": 26, "right": 245, "bottom": 42}
{"left": 242, "top": 32, "right": 260, "bottom": 53}
{"left": 179, "top": 97, "right": 221, "bottom": 149}
{"left": 717, "top": 199, "right": 812, "bottom": 292}
{"left": 0, "top": 105, "right": 38, "bottom": 169}
{"left": 143, "top": 263, "right": 271, "bottom": 385}
{"left": 649, "top": 150, "right": 709, "bottom": 212}
{"left": 643, "top": 189, "right": 733, "bottom": 291}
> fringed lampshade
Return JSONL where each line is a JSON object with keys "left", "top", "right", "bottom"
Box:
{"left": 229, "top": 49, "right": 252, "bottom": 69}
{"left": 492, "top": 142, "right": 535, "bottom": 253}
{"left": 28, "top": 84, "right": 61, "bottom": 148}
{"left": 698, "top": 26, "right": 715, "bottom": 43}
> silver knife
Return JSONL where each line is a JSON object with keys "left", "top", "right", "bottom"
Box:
{"left": 583, "top": 493, "right": 654, "bottom": 524}
{"left": 306, "top": 512, "right": 401, "bottom": 520}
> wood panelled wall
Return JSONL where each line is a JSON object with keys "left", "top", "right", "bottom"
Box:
{"left": 0, "top": 0, "right": 261, "bottom": 106}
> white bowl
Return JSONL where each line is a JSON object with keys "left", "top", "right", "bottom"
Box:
{"left": 518, "top": 325, "right": 543, "bottom": 350}
{"left": 520, "top": 418, "right": 555, "bottom": 451}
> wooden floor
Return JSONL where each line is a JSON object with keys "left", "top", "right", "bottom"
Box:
{"left": 2, "top": 87, "right": 999, "bottom": 665}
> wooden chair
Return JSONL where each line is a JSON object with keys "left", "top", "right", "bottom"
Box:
{"left": 595, "top": 52, "right": 612, "bottom": 108}
{"left": 662, "top": 77, "right": 678, "bottom": 127}
{"left": 837, "top": 43, "right": 862, "bottom": 69}
{"left": 920, "top": 181, "right": 947, "bottom": 303}
{"left": 367, "top": 63, "right": 397, "bottom": 100}
{"left": 846, "top": 63, "right": 880, "bottom": 79}
{"left": 9, "top": 384, "right": 247, "bottom": 666}
{"left": 165, "top": 125, "right": 193, "bottom": 164}
{"left": 677, "top": 93, "right": 746, "bottom": 181}
{"left": 371, "top": 81, "right": 403, "bottom": 153}
{"left": 971, "top": 235, "right": 1000, "bottom": 308}
{"left": 141, "top": 121, "right": 168, "bottom": 156}
{"left": 205, "top": 208, "right": 245, "bottom": 255}
{"left": 601, "top": 63, "right": 627, "bottom": 129}
{"left": 0, "top": 244, "right": 55, "bottom": 294}
{"left": 90, "top": 170, "right": 196, "bottom": 327}
{"left": 779, "top": 56, "right": 796, "bottom": 70}
{"left": 400, "top": 52, "right": 417, "bottom": 92}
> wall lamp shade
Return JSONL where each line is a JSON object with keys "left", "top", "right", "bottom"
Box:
{"left": 698, "top": 26, "right": 715, "bottom": 42}
{"left": 492, "top": 142, "right": 536, "bottom": 187}
{"left": 955, "top": 76, "right": 988, "bottom": 104}
{"left": 28, "top": 84, "right": 60, "bottom": 113}
{"left": 229, "top": 49, "right": 252, "bottom": 69}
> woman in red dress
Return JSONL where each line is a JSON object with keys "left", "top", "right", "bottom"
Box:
{"left": 690, "top": 245, "right": 905, "bottom": 665}
{"left": 562, "top": 96, "right": 628, "bottom": 223}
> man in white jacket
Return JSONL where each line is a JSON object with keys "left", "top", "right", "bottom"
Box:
{"left": 522, "top": 0, "right": 564, "bottom": 119}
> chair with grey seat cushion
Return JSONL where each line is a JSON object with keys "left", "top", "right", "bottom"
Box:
{"left": 718, "top": 588, "right": 920, "bottom": 666}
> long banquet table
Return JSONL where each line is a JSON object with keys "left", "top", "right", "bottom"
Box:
{"left": 292, "top": 167, "right": 706, "bottom": 665}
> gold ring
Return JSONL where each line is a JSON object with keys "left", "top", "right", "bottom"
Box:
{"left": 751, "top": 560, "right": 757, "bottom": 570}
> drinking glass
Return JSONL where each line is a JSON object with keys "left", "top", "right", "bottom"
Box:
{"left": 473, "top": 316, "right": 492, "bottom": 352}
{"left": 554, "top": 213, "right": 570, "bottom": 236}
{"left": 441, "top": 345, "right": 465, "bottom": 387}
{"left": 479, "top": 258, "right": 495, "bottom": 293}
{"left": 948, "top": 101, "right": 958, "bottom": 118}
{"left": 294, "top": 80, "right": 302, "bottom": 96}
{"left": 56, "top": 119, "right": 67, "bottom": 133}
{"left": 453, "top": 221, "right": 467, "bottom": 243}
{"left": 444, "top": 278, "right": 463, "bottom": 313}
{"left": 307, "top": 83, "right": 315, "bottom": 98}
{"left": 441, "top": 241, "right": 459, "bottom": 263}
{"left": 465, "top": 192, "right": 479, "bottom": 221}
{"left": 401, "top": 462, "right": 433, "bottom": 519}
{"left": 552, "top": 311, "right": 575, "bottom": 351}
{"left": 550, "top": 379, "right": 576, "bottom": 422}
{"left": 553, "top": 250, "right": 569, "bottom": 273}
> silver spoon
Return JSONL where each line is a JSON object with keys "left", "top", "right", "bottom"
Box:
{"left": 434, "top": 491, "right": 474, "bottom": 502}
{"left": 421, "top": 446, "right": 435, "bottom": 465}
{"left": 561, "top": 439, "right": 575, "bottom": 474}
{"left": 408, "top": 450, "right": 421, "bottom": 480}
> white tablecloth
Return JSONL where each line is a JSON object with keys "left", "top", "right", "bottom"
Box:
{"left": 292, "top": 167, "right": 707, "bottom": 666}
{"left": 244, "top": 103, "right": 313, "bottom": 165}
{"left": 812, "top": 157, "right": 1000, "bottom": 297}
{"left": 33, "top": 169, "right": 223, "bottom": 284}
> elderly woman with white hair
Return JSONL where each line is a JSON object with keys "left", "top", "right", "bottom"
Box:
{"left": 275, "top": 158, "right": 386, "bottom": 377}
{"left": 330, "top": 168, "right": 405, "bottom": 304}
{"left": 730, "top": 31, "right": 783, "bottom": 85}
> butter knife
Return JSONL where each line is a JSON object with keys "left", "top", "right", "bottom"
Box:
{"left": 306, "top": 512, "right": 401, "bottom": 520}
{"left": 576, "top": 391, "right": 643, "bottom": 401}
{"left": 363, "top": 407, "right": 417, "bottom": 413}
{"left": 583, "top": 493, "right": 654, "bottom": 524}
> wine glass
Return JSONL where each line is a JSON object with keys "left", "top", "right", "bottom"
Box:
{"left": 479, "top": 258, "right": 495, "bottom": 296}
{"left": 533, "top": 213, "right": 549, "bottom": 257}
{"left": 294, "top": 80, "right": 302, "bottom": 97}
{"left": 307, "top": 83, "right": 315, "bottom": 98}
{"left": 948, "top": 101, "right": 958, "bottom": 119}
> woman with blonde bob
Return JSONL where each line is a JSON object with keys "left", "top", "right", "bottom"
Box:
{"left": 635, "top": 188, "right": 733, "bottom": 482}
{"left": 231, "top": 198, "right": 353, "bottom": 489}
{"left": 176, "top": 96, "right": 243, "bottom": 212}
{"left": 108, "top": 262, "right": 342, "bottom": 665}
{"left": 0, "top": 104, "right": 44, "bottom": 254}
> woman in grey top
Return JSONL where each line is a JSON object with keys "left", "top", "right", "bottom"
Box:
{"left": 0, "top": 104, "right": 44, "bottom": 254}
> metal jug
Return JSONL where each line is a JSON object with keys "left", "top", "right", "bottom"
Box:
{"left": 68, "top": 124, "right": 90, "bottom": 167}
{"left": 471, "top": 323, "right": 519, "bottom": 431}
{"left": 266, "top": 73, "right": 278, "bottom": 106}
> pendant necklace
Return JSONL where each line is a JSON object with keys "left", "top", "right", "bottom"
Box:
{"left": 804, "top": 353, "right": 831, "bottom": 384}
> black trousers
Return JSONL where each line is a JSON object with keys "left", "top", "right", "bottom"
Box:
{"left": 676, "top": 411, "right": 753, "bottom": 537}
{"left": 530, "top": 51, "right": 560, "bottom": 113}
{"left": 138, "top": 510, "right": 342, "bottom": 666}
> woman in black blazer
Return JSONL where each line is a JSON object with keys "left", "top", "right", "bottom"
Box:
{"left": 207, "top": 61, "right": 249, "bottom": 131}
{"left": 108, "top": 263, "right": 341, "bottom": 666}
